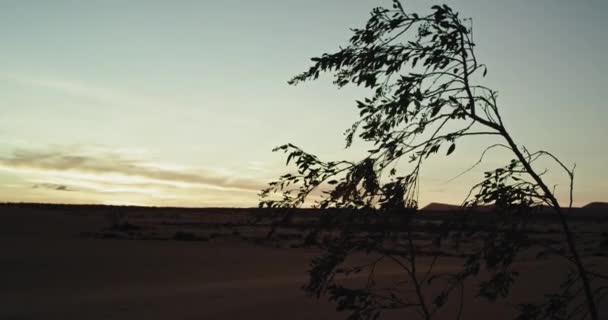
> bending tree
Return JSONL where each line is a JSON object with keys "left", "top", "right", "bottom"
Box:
{"left": 260, "top": 2, "right": 605, "bottom": 319}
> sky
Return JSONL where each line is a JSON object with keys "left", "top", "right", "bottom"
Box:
{"left": 0, "top": 0, "right": 606, "bottom": 207}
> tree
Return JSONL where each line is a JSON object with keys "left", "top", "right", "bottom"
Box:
{"left": 260, "top": 2, "right": 606, "bottom": 319}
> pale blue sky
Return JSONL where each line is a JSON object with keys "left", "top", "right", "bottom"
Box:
{"left": 0, "top": 0, "right": 606, "bottom": 207}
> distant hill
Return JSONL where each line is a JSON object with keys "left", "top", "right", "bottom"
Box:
{"left": 421, "top": 202, "right": 463, "bottom": 212}
{"left": 421, "top": 202, "right": 503, "bottom": 213}
{"left": 582, "top": 202, "right": 608, "bottom": 211}
{"left": 419, "top": 202, "right": 602, "bottom": 214}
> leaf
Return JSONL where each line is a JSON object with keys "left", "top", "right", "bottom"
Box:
{"left": 286, "top": 153, "right": 295, "bottom": 165}
{"left": 446, "top": 143, "right": 456, "bottom": 156}
{"left": 431, "top": 105, "right": 442, "bottom": 117}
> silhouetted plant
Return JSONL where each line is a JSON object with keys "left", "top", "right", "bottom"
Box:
{"left": 260, "top": 1, "right": 605, "bottom": 319}
{"left": 105, "top": 209, "right": 129, "bottom": 230}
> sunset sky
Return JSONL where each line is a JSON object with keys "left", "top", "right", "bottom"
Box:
{"left": 1, "top": 0, "right": 606, "bottom": 207}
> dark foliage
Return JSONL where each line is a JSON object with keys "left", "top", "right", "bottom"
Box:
{"left": 260, "top": 1, "right": 606, "bottom": 320}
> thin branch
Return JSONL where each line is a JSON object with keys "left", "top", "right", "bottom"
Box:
{"left": 447, "top": 143, "right": 512, "bottom": 183}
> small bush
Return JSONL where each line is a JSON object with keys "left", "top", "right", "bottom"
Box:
{"left": 105, "top": 210, "right": 129, "bottom": 229}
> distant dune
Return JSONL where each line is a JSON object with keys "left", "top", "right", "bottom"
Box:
{"left": 420, "top": 202, "right": 463, "bottom": 212}
{"left": 583, "top": 202, "right": 608, "bottom": 210}
{"left": 421, "top": 202, "right": 607, "bottom": 216}
{"left": 420, "top": 202, "right": 496, "bottom": 212}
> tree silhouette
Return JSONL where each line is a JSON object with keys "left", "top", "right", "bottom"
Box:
{"left": 260, "top": 2, "right": 605, "bottom": 319}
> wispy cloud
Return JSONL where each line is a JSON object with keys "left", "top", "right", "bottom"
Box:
{"left": 3, "top": 73, "right": 175, "bottom": 112}
{"left": 0, "top": 146, "right": 267, "bottom": 195}
{"left": 32, "top": 183, "right": 71, "bottom": 192}
{"left": 9, "top": 75, "right": 121, "bottom": 102}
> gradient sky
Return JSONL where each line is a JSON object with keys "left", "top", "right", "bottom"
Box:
{"left": 0, "top": 0, "right": 606, "bottom": 207}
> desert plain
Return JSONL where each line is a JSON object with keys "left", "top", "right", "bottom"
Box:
{"left": 1, "top": 203, "right": 606, "bottom": 320}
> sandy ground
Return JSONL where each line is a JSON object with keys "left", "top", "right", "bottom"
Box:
{"left": 0, "top": 207, "right": 605, "bottom": 319}
{"left": 0, "top": 209, "right": 341, "bottom": 319}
